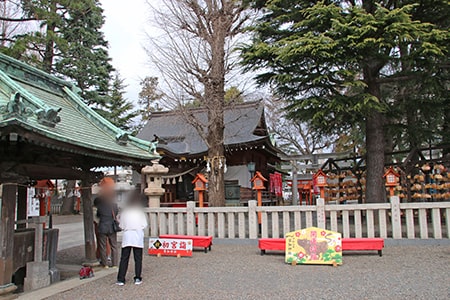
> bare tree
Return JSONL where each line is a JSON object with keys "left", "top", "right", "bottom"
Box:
{"left": 0, "top": 0, "right": 37, "bottom": 47}
{"left": 265, "top": 95, "right": 334, "bottom": 156}
{"left": 146, "top": 0, "right": 251, "bottom": 206}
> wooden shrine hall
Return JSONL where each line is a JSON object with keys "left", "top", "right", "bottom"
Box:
{"left": 0, "top": 53, "right": 158, "bottom": 294}
{"left": 137, "top": 101, "right": 283, "bottom": 206}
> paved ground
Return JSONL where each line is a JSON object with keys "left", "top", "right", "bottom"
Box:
{"left": 51, "top": 214, "right": 84, "bottom": 251}
{"left": 37, "top": 244, "right": 450, "bottom": 300}
{"left": 24, "top": 215, "right": 448, "bottom": 299}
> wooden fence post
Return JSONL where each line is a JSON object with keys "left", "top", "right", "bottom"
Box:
{"left": 186, "top": 201, "right": 195, "bottom": 235}
{"left": 390, "top": 196, "right": 402, "bottom": 239}
{"left": 248, "top": 200, "right": 258, "bottom": 239}
{"left": 316, "top": 198, "right": 326, "bottom": 229}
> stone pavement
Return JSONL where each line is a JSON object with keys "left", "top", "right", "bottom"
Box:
{"left": 18, "top": 243, "right": 450, "bottom": 300}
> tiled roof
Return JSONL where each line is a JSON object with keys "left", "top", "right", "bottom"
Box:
{"left": 0, "top": 53, "right": 158, "bottom": 164}
{"left": 137, "top": 101, "right": 273, "bottom": 156}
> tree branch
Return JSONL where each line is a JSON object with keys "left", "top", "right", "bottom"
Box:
{"left": 0, "top": 16, "right": 37, "bottom": 22}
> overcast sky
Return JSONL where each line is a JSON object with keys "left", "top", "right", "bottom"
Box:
{"left": 100, "top": 0, "right": 156, "bottom": 103}
{"left": 99, "top": 1, "right": 260, "bottom": 104}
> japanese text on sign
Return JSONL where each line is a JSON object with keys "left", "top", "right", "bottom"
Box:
{"left": 148, "top": 238, "right": 193, "bottom": 257}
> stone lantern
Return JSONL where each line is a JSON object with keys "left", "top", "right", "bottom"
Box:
{"left": 141, "top": 159, "right": 169, "bottom": 207}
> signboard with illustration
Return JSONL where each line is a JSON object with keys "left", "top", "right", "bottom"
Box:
{"left": 148, "top": 238, "right": 193, "bottom": 257}
{"left": 285, "top": 227, "right": 342, "bottom": 265}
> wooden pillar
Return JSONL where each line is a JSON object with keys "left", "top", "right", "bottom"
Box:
{"left": 0, "top": 184, "right": 17, "bottom": 289}
{"left": 17, "top": 185, "right": 28, "bottom": 229}
{"left": 80, "top": 181, "right": 96, "bottom": 264}
{"left": 292, "top": 168, "right": 299, "bottom": 205}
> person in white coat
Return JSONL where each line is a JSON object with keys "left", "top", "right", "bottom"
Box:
{"left": 116, "top": 191, "right": 148, "bottom": 286}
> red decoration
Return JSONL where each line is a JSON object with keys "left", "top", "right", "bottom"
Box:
{"left": 383, "top": 167, "right": 400, "bottom": 187}
{"left": 251, "top": 171, "right": 267, "bottom": 190}
{"left": 192, "top": 174, "right": 208, "bottom": 207}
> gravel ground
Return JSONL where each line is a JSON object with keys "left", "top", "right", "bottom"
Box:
{"left": 56, "top": 245, "right": 85, "bottom": 266}
{"left": 45, "top": 244, "right": 450, "bottom": 300}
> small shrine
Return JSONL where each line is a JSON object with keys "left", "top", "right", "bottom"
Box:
{"left": 137, "top": 102, "right": 282, "bottom": 206}
{"left": 0, "top": 53, "right": 159, "bottom": 295}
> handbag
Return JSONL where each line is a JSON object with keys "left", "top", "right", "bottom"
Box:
{"left": 112, "top": 207, "right": 122, "bottom": 232}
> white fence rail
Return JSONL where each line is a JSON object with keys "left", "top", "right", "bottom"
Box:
{"left": 143, "top": 197, "right": 450, "bottom": 239}
{"left": 50, "top": 203, "right": 62, "bottom": 215}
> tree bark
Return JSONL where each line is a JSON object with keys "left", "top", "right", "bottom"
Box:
{"left": 205, "top": 17, "right": 226, "bottom": 207}
{"left": 365, "top": 111, "right": 386, "bottom": 203}
{"left": 42, "top": 2, "right": 56, "bottom": 73}
{"left": 364, "top": 65, "right": 386, "bottom": 203}
{"left": 443, "top": 107, "right": 450, "bottom": 156}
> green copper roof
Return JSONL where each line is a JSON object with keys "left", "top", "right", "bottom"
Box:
{"left": 0, "top": 53, "right": 158, "bottom": 164}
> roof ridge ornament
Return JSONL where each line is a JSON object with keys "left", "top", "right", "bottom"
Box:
{"left": 36, "top": 107, "right": 62, "bottom": 127}
{"left": 116, "top": 132, "right": 129, "bottom": 145}
{"left": 0, "top": 92, "right": 33, "bottom": 121}
{"left": 149, "top": 135, "right": 159, "bottom": 155}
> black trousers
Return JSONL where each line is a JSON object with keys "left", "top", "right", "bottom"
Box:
{"left": 117, "top": 247, "right": 143, "bottom": 283}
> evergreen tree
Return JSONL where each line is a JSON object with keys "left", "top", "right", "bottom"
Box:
{"left": 2, "top": 0, "right": 114, "bottom": 107}
{"left": 138, "top": 76, "right": 163, "bottom": 121}
{"left": 105, "top": 73, "right": 138, "bottom": 132}
{"left": 243, "top": 0, "right": 449, "bottom": 203}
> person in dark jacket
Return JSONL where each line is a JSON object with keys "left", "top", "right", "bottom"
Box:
{"left": 97, "top": 178, "right": 119, "bottom": 268}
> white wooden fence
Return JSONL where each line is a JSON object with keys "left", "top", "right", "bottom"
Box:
{"left": 143, "top": 197, "right": 450, "bottom": 239}
{"left": 50, "top": 203, "right": 62, "bottom": 215}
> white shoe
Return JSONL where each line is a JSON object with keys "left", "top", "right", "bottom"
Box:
{"left": 134, "top": 279, "right": 142, "bottom": 285}
{"left": 116, "top": 281, "right": 125, "bottom": 286}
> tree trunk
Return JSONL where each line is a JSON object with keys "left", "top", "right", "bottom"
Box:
{"left": 364, "top": 65, "right": 386, "bottom": 203}
{"left": 42, "top": 2, "right": 56, "bottom": 73}
{"left": 207, "top": 135, "right": 225, "bottom": 207}
{"left": 443, "top": 107, "right": 450, "bottom": 156}
{"left": 205, "top": 19, "right": 226, "bottom": 207}
{"left": 365, "top": 111, "right": 386, "bottom": 203}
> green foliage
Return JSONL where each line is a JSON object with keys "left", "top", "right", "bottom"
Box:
{"left": 2, "top": 0, "right": 114, "bottom": 107}
{"left": 138, "top": 76, "right": 164, "bottom": 121}
{"left": 54, "top": 0, "right": 113, "bottom": 107}
{"left": 243, "top": 0, "right": 448, "bottom": 202}
{"left": 181, "top": 86, "right": 245, "bottom": 108}
{"left": 224, "top": 86, "right": 244, "bottom": 104}
{"left": 243, "top": 1, "right": 448, "bottom": 136}
{"left": 104, "top": 73, "right": 138, "bottom": 132}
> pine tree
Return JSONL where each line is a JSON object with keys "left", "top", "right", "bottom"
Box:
{"left": 105, "top": 73, "right": 138, "bottom": 132}
{"left": 243, "top": 0, "right": 449, "bottom": 203}
{"left": 3, "top": 0, "right": 114, "bottom": 107}
{"left": 138, "top": 76, "right": 163, "bottom": 122}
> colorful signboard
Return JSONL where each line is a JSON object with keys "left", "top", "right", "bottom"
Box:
{"left": 148, "top": 238, "right": 193, "bottom": 257}
{"left": 285, "top": 227, "right": 342, "bottom": 265}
